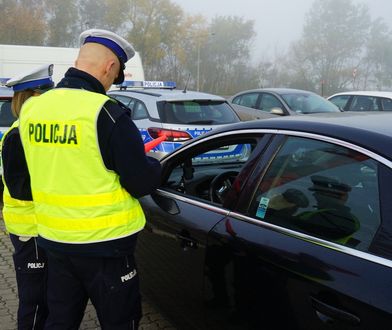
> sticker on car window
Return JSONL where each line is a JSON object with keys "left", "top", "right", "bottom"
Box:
{"left": 256, "top": 197, "right": 270, "bottom": 219}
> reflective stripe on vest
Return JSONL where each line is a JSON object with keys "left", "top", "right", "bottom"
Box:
{"left": 19, "top": 89, "right": 145, "bottom": 243}
{"left": 2, "top": 120, "right": 37, "bottom": 236}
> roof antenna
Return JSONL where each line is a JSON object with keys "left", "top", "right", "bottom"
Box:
{"left": 182, "top": 73, "right": 191, "bottom": 93}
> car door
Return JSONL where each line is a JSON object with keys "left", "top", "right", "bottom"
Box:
{"left": 231, "top": 92, "right": 262, "bottom": 120}
{"left": 208, "top": 133, "right": 392, "bottom": 329}
{"left": 129, "top": 98, "right": 155, "bottom": 143}
{"left": 381, "top": 97, "right": 392, "bottom": 111}
{"left": 232, "top": 92, "right": 260, "bottom": 110}
{"left": 137, "top": 132, "right": 272, "bottom": 329}
{"left": 259, "top": 92, "right": 287, "bottom": 115}
{"left": 349, "top": 95, "right": 380, "bottom": 111}
{"left": 328, "top": 94, "right": 352, "bottom": 111}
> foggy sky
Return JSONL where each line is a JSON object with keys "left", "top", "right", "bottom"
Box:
{"left": 171, "top": 0, "right": 392, "bottom": 61}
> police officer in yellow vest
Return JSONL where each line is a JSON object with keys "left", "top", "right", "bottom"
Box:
{"left": 2, "top": 64, "right": 54, "bottom": 330}
{"left": 18, "top": 29, "right": 162, "bottom": 329}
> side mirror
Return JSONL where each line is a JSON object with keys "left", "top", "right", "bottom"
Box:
{"left": 270, "top": 107, "right": 285, "bottom": 115}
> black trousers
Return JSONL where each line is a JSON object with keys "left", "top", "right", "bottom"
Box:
{"left": 10, "top": 234, "right": 48, "bottom": 330}
{"left": 44, "top": 249, "right": 142, "bottom": 330}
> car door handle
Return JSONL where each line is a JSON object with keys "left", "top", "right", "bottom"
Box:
{"left": 310, "top": 297, "right": 360, "bottom": 326}
{"left": 176, "top": 234, "right": 198, "bottom": 249}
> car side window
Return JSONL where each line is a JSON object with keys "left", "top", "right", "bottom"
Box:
{"left": 248, "top": 136, "right": 381, "bottom": 252}
{"left": 163, "top": 139, "right": 256, "bottom": 205}
{"left": 232, "top": 93, "right": 259, "bottom": 109}
{"left": 329, "top": 95, "right": 350, "bottom": 110}
{"left": 133, "top": 101, "right": 148, "bottom": 120}
{"left": 381, "top": 98, "right": 392, "bottom": 111}
{"left": 349, "top": 96, "right": 379, "bottom": 111}
{"left": 259, "top": 94, "right": 283, "bottom": 112}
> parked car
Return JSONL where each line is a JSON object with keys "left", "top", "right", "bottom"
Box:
{"left": 108, "top": 81, "right": 240, "bottom": 158}
{"left": 328, "top": 91, "right": 392, "bottom": 112}
{"left": 229, "top": 88, "right": 340, "bottom": 120}
{"left": 0, "top": 86, "right": 14, "bottom": 139}
{"left": 0, "top": 86, "right": 15, "bottom": 179}
{"left": 137, "top": 112, "right": 392, "bottom": 330}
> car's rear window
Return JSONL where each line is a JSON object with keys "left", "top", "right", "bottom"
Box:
{"left": 157, "top": 100, "right": 239, "bottom": 125}
{"left": 0, "top": 100, "right": 15, "bottom": 127}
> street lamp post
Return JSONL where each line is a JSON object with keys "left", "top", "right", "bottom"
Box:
{"left": 196, "top": 32, "right": 214, "bottom": 92}
{"left": 197, "top": 43, "right": 201, "bottom": 91}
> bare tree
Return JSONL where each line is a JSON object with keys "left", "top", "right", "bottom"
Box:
{"left": 0, "top": 0, "right": 47, "bottom": 45}
{"left": 288, "top": 0, "right": 370, "bottom": 95}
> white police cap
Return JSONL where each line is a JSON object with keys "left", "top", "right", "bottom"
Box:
{"left": 79, "top": 29, "right": 135, "bottom": 84}
{"left": 6, "top": 64, "right": 54, "bottom": 92}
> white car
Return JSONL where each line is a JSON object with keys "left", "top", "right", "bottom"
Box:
{"left": 328, "top": 91, "right": 392, "bottom": 112}
{"left": 108, "top": 81, "right": 241, "bottom": 158}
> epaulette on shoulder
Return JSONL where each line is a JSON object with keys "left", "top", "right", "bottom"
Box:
{"left": 108, "top": 97, "right": 131, "bottom": 112}
{"left": 104, "top": 98, "right": 131, "bottom": 121}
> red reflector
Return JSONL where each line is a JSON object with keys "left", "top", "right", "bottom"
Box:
{"left": 147, "top": 127, "right": 192, "bottom": 142}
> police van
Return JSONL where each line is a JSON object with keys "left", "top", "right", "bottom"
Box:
{"left": 108, "top": 81, "right": 244, "bottom": 159}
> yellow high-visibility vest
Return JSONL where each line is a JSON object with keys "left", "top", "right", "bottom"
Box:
{"left": 2, "top": 120, "right": 37, "bottom": 236}
{"left": 19, "top": 89, "right": 145, "bottom": 244}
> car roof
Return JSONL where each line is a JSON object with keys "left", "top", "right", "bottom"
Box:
{"left": 195, "top": 112, "right": 392, "bottom": 159}
{"left": 328, "top": 91, "right": 392, "bottom": 99}
{"left": 109, "top": 88, "right": 226, "bottom": 101}
{"left": 232, "top": 88, "right": 317, "bottom": 97}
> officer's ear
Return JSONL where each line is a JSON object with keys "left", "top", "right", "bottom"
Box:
{"left": 105, "top": 59, "right": 117, "bottom": 77}
{"left": 101, "top": 59, "right": 119, "bottom": 91}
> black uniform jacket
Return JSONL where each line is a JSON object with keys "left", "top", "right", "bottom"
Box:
{"left": 2, "top": 68, "right": 162, "bottom": 256}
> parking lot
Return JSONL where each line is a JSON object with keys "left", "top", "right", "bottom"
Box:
{"left": 0, "top": 208, "right": 175, "bottom": 330}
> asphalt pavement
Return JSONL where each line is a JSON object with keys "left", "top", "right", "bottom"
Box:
{"left": 0, "top": 209, "right": 175, "bottom": 330}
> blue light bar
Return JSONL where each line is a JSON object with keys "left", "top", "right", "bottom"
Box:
{"left": 0, "top": 78, "right": 10, "bottom": 86}
{"left": 118, "top": 80, "right": 176, "bottom": 89}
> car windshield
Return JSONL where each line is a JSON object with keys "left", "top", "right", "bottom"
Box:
{"left": 157, "top": 100, "right": 239, "bottom": 125}
{"left": 0, "top": 100, "right": 15, "bottom": 127}
{"left": 281, "top": 92, "right": 339, "bottom": 114}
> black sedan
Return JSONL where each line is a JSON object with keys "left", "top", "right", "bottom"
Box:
{"left": 137, "top": 112, "right": 392, "bottom": 330}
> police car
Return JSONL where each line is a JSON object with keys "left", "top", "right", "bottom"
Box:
{"left": 108, "top": 81, "right": 241, "bottom": 158}
{"left": 0, "top": 84, "right": 14, "bottom": 138}
{"left": 0, "top": 83, "right": 16, "bottom": 178}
